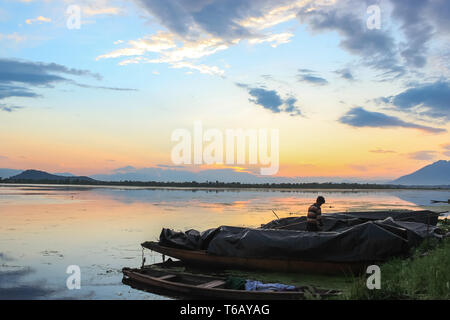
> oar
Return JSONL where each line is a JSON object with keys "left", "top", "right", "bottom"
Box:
{"left": 271, "top": 209, "right": 280, "bottom": 220}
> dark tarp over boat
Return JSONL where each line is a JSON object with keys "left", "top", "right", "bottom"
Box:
{"left": 149, "top": 210, "right": 442, "bottom": 264}
{"left": 261, "top": 210, "right": 440, "bottom": 231}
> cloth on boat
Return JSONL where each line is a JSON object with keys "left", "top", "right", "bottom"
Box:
{"left": 152, "top": 215, "right": 441, "bottom": 263}
{"left": 245, "top": 280, "right": 297, "bottom": 292}
{"left": 225, "top": 276, "right": 246, "bottom": 290}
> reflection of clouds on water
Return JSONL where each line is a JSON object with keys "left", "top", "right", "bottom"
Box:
{"left": 391, "top": 190, "right": 450, "bottom": 207}
{"left": 0, "top": 266, "right": 55, "bottom": 300}
{"left": 0, "top": 264, "right": 104, "bottom": 300}
{"left": 93, "top": 188, "right": 277, "bottom": 206}
{"left": 90, "top": 188, "right": 381, "bottom": 206}
{"left": 0, "top": 252, "right": 14, "bottom": 261}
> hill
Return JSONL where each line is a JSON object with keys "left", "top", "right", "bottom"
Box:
{"left": 7, "top": 170, "right": 96, "bottom": 183}
{"left": 392, "top": 160, "right": 450, "bottom": 186}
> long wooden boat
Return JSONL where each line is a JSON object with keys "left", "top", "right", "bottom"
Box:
{"left": 142, "top": 241, "right": 368, "bottom": 275}
{"left": 122, "top": 265, "right": 340, "bottom": 300}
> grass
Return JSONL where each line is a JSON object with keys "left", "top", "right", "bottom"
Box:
{"left": 345, "top": 220, "right": 450, "bottom": 300}
{"left": 224, "top": 269, "right": 355, "bottom": 293}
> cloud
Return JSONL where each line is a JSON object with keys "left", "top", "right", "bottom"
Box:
{"left": 390, "top": 0, "right": 432, "bottom": 68}
{"left": 0, "top": 32, "right": 27, "bottom": 44}
{"left": 335, "top": 68, "right": 354, "bottom": 80}
{"left": 25, "top": 16, "right": 51, "bottom": 25}
{"left": 113, "top": 166, "right": 137, "bottom": 173}
{"left": 247, "top": 87, "right": 283, "bottom": 113}
{"left": 61, "top": 0, "right": 124, "bottom": 17}
{"left": 407, "top": 150, "right": 437, "bottom": 161}
{"left": 0, "top": 84, "right": 39, "bottom": 100}
{"left": 0, "top": 58, "right": 135, "bottom": 107}
{"left": 339, "top": 107, "right": 446, "bottom": 134}
{"left": 383, "top": 81, "right": 450, "bottom": 122}
{"left": 237, "top": 83, "right": 302, "bottom": 116}
{"left": 97, "top": 32, "right": 227, "bottom": 76}
{"left": 0, "top": 103, "right": 24, "bottom": 112}
{"left": 369, "top": 149, "right": 396, "bottom": 154}
{"left": 137, "top": 0, "right": 266, "bottom": 40}
{"left": 169, "top": 61, "right": 225, "bottom": 76}
{"left": 297, "top": 69, "right": 328, "bottom": 85}
{"left": 73, "top": 83, "right": 137, "bottom": 91}
{"left": 83, "top": 6, "right": 122, "bottom": 16}
{"left": 96, "top": 32, "right": 177, "bottom": 60}
{"left": 284, "top": 96, "right": 302, "bottom": 116}
{"left": 98, "top": 1, "right": 301, "bottom": 74}
{"left": 0, "top": 59, "right": 101, "bottom": 85}
{"left": 389, "top": 0, "right": 450, "bottom": 69}
{"left": 349, "top": 164, "right": 368, "bottom": 172}
{"left": 248, "top": 32, "right": 294, "bottom": 47}
{"left": 297, "top": 1, "right": 404, "bottom": 77}
{"left": 441, "top": 143, "right": 450, "bottom": 157}
{"left": 295, "top": 0, "right": 450, "bottom": 76}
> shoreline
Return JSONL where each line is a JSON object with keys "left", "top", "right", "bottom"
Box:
{"left": 1, "top": 182, "right": 449, "bottom": 192}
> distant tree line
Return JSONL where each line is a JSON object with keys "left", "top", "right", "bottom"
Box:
{"left": 1, "top": 178, "right": 449, "bottom": 190}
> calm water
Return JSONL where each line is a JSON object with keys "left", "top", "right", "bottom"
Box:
{"left": 0, "top": 184, "right": 449, "bottom": 300}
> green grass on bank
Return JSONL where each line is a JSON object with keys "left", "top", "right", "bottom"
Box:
{"left": 346, "top": 221, "right": 450, "bottom": 300}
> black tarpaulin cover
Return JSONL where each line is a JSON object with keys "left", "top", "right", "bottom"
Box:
{"left": 157, "top": 213, "right": 440, "bottom": 263}
{"left": 261, "top": 210, "right": 440, "bottom": 231}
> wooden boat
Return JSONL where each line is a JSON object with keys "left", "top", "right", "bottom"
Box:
{"left": 122, "top": 263, "right": 340, "bottom": 300}
{"left": 142, "top": 241, "right": 368, "bottom": 275}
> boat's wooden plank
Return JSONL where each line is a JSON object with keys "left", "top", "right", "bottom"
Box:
{"left": 157, "top": 274, "right": 176, "bottom": 281}
{"left": 196, "top": 280, "right": 226, "bottom": 288}
{"left": 143, "top": 241, "right": 368, "bottom": 275}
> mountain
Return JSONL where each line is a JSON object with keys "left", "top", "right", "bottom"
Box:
{"left": 392, "top": 160, "right": 450, "bottom": 186}
{"left": 0, "top": 168, "right": 23, "bottom": 179}
{"left": 53, "top": 172, "right": 75, "bottom": 177}
{"left": 91, "top": 166, "right": 390, "bottom": 184}
{"left": 7, "top": 170, "right": 97, "bottom": 182}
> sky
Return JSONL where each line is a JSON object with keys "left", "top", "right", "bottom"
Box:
{"left": 0, "top": 0, "right": 449, "bottom": 182}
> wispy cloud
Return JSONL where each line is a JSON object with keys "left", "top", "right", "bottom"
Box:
{"left": 0, "top": 58, "right": 135, "bottom": 109}
{"left": 0, "top": 32, "right": 27, "bottom": 44}
{"left": 339, "top": 107, "right": 446, "bottom": 134}
{"left": 407, "top": 150, "right": 437, "bottom": 161}
{"left": 379, "top": 81, "right": 450, "bottom": 122}
{"left": 297, "top": 68, "right": 328, "bottom": 86}
{"left": 25, "top": 16, "right": 51, "bottom": 25}
{"left": 248, "top": 32, "right": 294, "bottom": 48}
{"left": 370, "top": 149, "right": 396, "bottom": 154}
{"left": 334, "top": 68, "right": 354, "bottom": 81}
{"left": 237, "top": 83, "right": 302, "bottom": 116}
{"left": 0, "top": 103, "right": 24, "bottom": 112}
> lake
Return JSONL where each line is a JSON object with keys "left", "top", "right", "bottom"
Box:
{"left": 0, "top": 184, "right": 448, "bottom": 299}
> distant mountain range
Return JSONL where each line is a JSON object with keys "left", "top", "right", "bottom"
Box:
{"left": 6, "top": 170, "right": 96, "bottom": 182}
{"left": 391, "top": 160, "right": 450, "bottom": 186}
{"left": 1, "top": 160, "right": 449, "bottom": 186}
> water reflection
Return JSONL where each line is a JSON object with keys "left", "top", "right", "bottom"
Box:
{"left": 0, "top": 184, "right": 448, "bottom": 299}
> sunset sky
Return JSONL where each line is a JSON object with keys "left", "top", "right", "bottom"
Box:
{"left": 0, "top": 0, "right": 449, "bottom": 182}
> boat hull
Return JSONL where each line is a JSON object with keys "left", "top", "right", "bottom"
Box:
{"left": 122, "top": 266, "right": 338, "bottom": 300}
{"left": 142, "top": 241, "right": 368, "bottom": 275}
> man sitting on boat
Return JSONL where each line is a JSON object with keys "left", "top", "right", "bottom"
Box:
{"left": 306, "top": 196, "right": 325, "bottom": 231}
